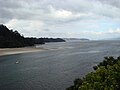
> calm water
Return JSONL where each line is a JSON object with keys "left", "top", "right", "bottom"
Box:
{"left": 0, "top": 40, "right": 120, "bottom": 90}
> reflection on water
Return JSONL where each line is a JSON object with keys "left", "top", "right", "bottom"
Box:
{"left": 0, "top": 40, "right": 120, "bottom": 90}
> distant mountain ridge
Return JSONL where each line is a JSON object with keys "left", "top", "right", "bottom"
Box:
{"left": 0, "top": 24, "right": 65, "bottom": 48}
{"left": 64, "top": 38, "right": 89, "bottom": 41}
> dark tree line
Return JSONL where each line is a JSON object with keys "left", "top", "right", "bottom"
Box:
{"left": 0, "top": 24, "right": 65, "bottom": 48}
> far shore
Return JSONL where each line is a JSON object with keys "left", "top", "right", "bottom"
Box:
{"left": 0, "top": 47, "right": 47, "bottom": 56}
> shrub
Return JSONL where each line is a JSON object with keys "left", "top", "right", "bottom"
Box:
{"left": 66, "top": 56, "right": 120, "bottom": 90}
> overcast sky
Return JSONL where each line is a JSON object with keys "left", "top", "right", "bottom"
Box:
{"left": 0, "top": 0, "right": 120, "bottom": 39}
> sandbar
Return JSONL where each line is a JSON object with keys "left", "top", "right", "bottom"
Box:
{"left": 0, "top": 47, "right": 47, "bottom": 56}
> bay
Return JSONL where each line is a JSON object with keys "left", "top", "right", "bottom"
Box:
{"left": 0, "top": 40, "right": 120, "bottom": 90}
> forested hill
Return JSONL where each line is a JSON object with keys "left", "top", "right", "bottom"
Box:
{"left": 0, "top": 24, "right": 65, "bottom": 48}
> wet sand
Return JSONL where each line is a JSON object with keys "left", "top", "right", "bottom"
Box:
{"left": 0, "top": 47, "right": 46, "bottom": 56}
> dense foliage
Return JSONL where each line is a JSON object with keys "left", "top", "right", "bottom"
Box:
{"left": 0, "top": 24, "right": 65, "bottom": 48}
{"left": 66, "top": 56, "right": 120, "bottom": 90}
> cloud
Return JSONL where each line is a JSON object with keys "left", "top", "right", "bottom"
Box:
{"left": 43, "top": 29, "right": 50, "bottom": 32}
{"left": 108, "top": 28, "right": 120, "bottom": 34}
{"left": 0, "top": 0, "right": 120, "bottom": 39}
{"left": 1, "top": 0, "right": 120, "bottom": 23}
{"left": 5, "top": 19, "right": 45, "bottom": 36}
{"left": 0, "top": 0, "right": 21, "bottom": 8}
{"left": 50, "top": 7, "right": 73, "bottom": 19}
{"left": 48, "top": 5, "right": 90, "bottom": 23}
{"left": 97, "top": 0, "right": 120, "bottom": 8}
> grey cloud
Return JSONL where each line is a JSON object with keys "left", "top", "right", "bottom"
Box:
{"left": 97, "top": 0, "right": 120, "bottom": 8}
{"left": 43, "top": 29, "right": 50, "bottom": 31}
{"left": 1, "top": 0, "right": 120, "bottom": 27}
{"left": 0, "top": 0, "right": 120, "bottom": 21}
{"left": 1, "top": 0, "right": 119, "bottom": 40}
{"left": 0, "top": 8, "right": 12, "bottom": 18}
{"left": 0, "top": 18, "right": 10, "bottom": 24}
{"left": 0, "top": 0, "right": 22, "bottom": 8}
{"left": 0, "top": 8, "right": 14, "bottom": 23}
{"left": 0, "top": 0, "right": 22, "bottom": 23}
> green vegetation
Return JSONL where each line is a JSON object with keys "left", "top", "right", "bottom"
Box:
{"left": 0, "top": 24, "right": 65, "bottom": 48}
{"left": 66, "top": 56, "right": 120, "bottom": 90}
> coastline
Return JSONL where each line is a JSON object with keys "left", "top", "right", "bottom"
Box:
{"left": 0, "top": 47, "right": 47, "bottom": 56}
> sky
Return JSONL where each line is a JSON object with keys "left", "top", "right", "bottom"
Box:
{"left": 0, "top": 0, "right": 120, "bottom": 40}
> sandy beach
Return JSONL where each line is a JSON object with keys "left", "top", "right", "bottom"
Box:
{"left": 0, "top": 47, "right": 47, "bottom": 56}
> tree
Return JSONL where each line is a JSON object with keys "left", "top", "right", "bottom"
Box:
{"left": 67, "top": 56, "right": 120, "bottom": 90}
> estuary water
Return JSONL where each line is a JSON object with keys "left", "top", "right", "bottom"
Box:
{"left": 0, "top": 40, "right": 120, "bottom": 90}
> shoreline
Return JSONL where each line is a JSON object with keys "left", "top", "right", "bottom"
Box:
{"left": 0, "top": 47, "right": 47, "bottom": 56}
